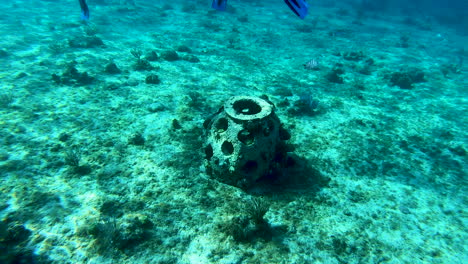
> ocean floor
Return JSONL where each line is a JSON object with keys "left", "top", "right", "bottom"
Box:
{"left": 0, "top": 0, "right": 467, "bottom": 263}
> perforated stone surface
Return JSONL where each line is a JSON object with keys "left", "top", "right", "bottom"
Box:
{"left": 203, "top": 96, "right": 290, "bottom": 188}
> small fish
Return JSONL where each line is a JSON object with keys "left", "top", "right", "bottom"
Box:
{"left": 79, "top": 0, "right": 90, "bottom": 20}
{"left": 304, "top": 59, "right": 320, "bottom": 70}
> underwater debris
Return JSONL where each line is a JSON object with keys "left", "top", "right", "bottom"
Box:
{"left": 131, "top": 49, "right": 155, "bottom": 71}
{"left": 218, "top": 215, "right": 251, "bottom": 242}
{"left": 88, "top": 217, "right": 119, "bottom": 255}
{"left": 245, "top": 197, "right": 269, "bottom": 225}
{"left": 87, "top": 214, "right": 152, "bottom": 254}
{"left": 172, "top": 119, "right": 182, "bottom": 130}
{"left": 388, "top": 68, "right": 425, "bottom": 89}
{"left": 104, "top": 62, "right": 121, "bottom": 74}
{"left": 161, "top": 50, "right": 180, "bottom": 61}
{"left": 182, "top": 54, "right": 200, "bottom": 63}
{"left": 145, "top": 74, "right": 160, "bottom": 84}
{"left": 130, "top": 48, "right": 143, "bottom": 60}
{"left": 176, "top": 45, "right": 192, "bottom": 53}
{"left": 52, "top": 62, "right": 94, "bottom": 86}
{"left": 134, "top": 59, "right": 154, "bottom": 71}
{"left": 390, "top": 72, "right": 412, "bottom": 89}
{"left": 325, "top": 66, "right": 345, "bottom": 83}
{"left": 217, "top": 197, "right": 275, "bottom": 243}
{"left": 145, "top": 50, "right": 159, "bottom": 61}
{"left": 129, "top": 132, "right": 145, "bottom": 146}
{"left": 64, "top": 146, "right": 91, "bottom": 175}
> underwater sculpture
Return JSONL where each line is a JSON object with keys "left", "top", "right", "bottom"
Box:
{"left": 203, "top": 96, "right": 292, "bottom": 189}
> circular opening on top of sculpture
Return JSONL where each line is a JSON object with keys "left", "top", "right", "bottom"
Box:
{"left": 225, "top": 96, "right": 272, "bottom": 121}
{"left": 233, "top": 99, "right": 262, "bottom": 116}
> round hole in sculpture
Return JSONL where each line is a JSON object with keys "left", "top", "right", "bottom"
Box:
{"left": 221, "top": 141, "right": 234, "bottom": 155}
{"left": 238, "top": 129, "right": 255, "bottom": 145}
{"left": 215, "top": 118, "right": 228, "bottom": 132}
{"left": 233, "top": 99, "right": 262, "bottom": 115}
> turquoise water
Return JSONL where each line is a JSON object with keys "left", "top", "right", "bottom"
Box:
{"left": 0, "top": 0, "right": 466, "bottom": 263}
